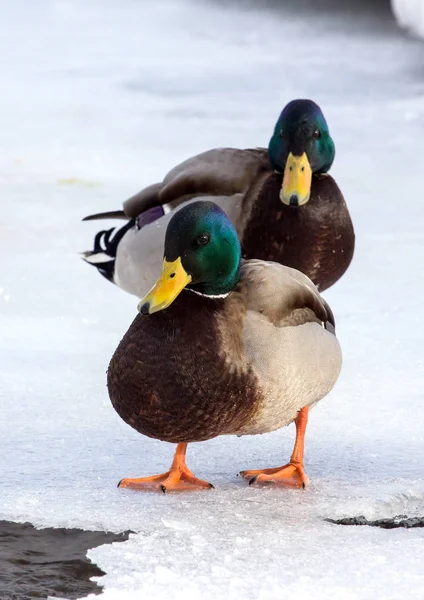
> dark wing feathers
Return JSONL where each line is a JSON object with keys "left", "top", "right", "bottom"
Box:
{"left": 322, "top": 299, "right": 336, "bottom": 334}
{"left": 82, "top": 210, "right": 127, "bottom": 222}
{"left": 84, "top": 147, "right": 270, "bottom": 222}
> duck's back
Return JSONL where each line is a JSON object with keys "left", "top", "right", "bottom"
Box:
{"left": 123, "top": 147, "right": 269, "bottom": 218}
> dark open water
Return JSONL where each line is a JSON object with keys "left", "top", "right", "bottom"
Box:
{"left": 0, "top": 521, "right": 130, "bottom": 600}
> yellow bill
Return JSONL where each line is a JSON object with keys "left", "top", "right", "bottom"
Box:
{"left": 138, "top": 257, "right": 192, "bottom": 315}
{"left": 280, "top": 152, "right": 312, "bottom": 207}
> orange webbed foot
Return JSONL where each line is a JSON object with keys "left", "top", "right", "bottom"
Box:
{"left": 240, "top": 462, "right": 308, "bottom": 489}
{"left": 118, "top": 469, "right": 213, "bottom": 493}
{"left": 240, "top": 406, "right": 310, "bottom": 489}
{"left": 117, "top": 443, "right": 214, "bottom": 493}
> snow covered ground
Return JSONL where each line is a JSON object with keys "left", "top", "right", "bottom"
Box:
{"left": 1, "top": 0, "right": 424, "bottom": 598}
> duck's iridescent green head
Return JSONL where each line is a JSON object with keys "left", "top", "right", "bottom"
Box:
{"left": 138, "top": 201, "right": 241, "bottom": 314}
{"left": 268, "top": 99, "right": 335, "bottom": 207}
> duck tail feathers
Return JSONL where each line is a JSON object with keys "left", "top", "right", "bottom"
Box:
{"left": 82, "top": 210, "right": 127, "bottom": 222}
{"left": 81, "top": 220, "right": 135, "bottom": 283}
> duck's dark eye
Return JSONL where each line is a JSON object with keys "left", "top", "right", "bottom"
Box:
{"left": 196, "top": 233, "right": 210, "bottom": 247}
{"left": 312, "top": 129, "right": 321, "bottom": 140}
{"left": 279, "top": 129, "right": 284, "bottom": 139}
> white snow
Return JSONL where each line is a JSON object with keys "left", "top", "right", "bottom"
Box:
{"left": 1, "top": 1, "right": 424, "bottom": 599}
{"left": 392, "top": 0, "right": 424, "bottom": 38}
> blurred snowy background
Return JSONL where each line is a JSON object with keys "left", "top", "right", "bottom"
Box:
{"left": 1, "top": 0, "right": 424, "bottom": 599}
{"left": 392, "top": 0, "right": 424, "bottom": 37}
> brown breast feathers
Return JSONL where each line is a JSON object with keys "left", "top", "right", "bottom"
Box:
{"left": 240, "top": 172, "right": 355, "bottom": 291}
{"left": 107, "top": 291, "right": 261, "bottom": 444}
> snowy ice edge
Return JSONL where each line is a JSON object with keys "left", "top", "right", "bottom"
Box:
{"left": 72, "top": 489, "right": 424, "bottom": 600}
{"left": 392, "top": 0, "right": 424, "bottom": 38}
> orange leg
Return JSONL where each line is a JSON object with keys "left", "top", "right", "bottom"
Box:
{"left": 118, "top": 443, "right": 214, "bottom": 493}
{"left": 240, "top": 407, "right": 309, "bottom": 489}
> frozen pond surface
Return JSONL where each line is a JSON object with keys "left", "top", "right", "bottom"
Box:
{"left": 1, "top": 0, "right": 424, "bottom": 598}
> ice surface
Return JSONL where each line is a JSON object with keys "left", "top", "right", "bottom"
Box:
{"left": 392, "top": 0, "right": 424, "bottom": 38}
{"left": 1, "top": 0, "right": 424, "bottom": 599}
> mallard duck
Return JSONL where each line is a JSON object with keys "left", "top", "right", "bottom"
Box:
{"left": 108, "top": 200, "right": 342, "bottom": 492}
{"left": 82, "top": 99, "right": 354, "bottom": 297}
